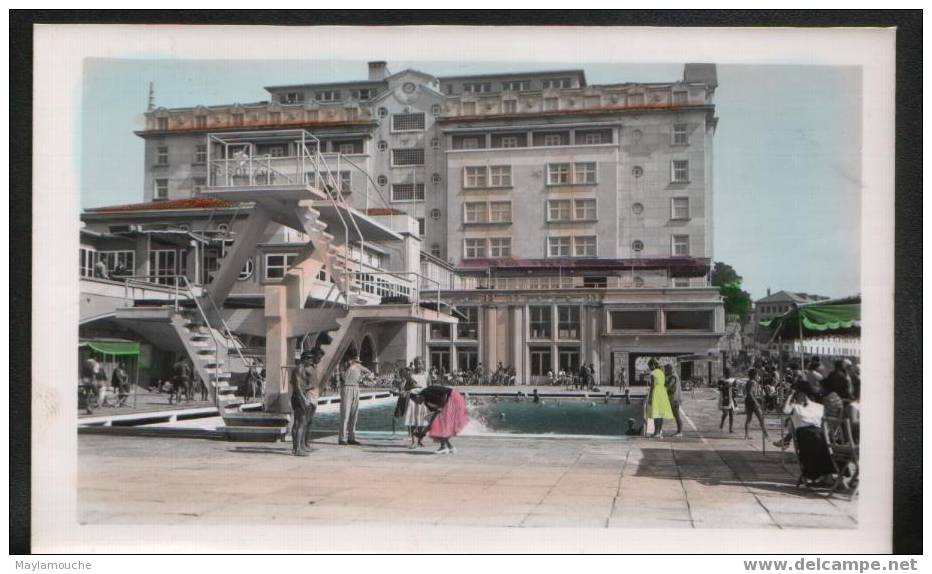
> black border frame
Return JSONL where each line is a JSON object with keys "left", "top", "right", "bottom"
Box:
{"left": 9, "top": 10, "right": 922, "bottom": 555}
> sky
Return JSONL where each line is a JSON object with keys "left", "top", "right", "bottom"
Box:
{"left": 80, "top": 59, "right": 861, "bottom": 301}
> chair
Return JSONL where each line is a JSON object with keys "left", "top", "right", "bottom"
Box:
{"left": 822, "top": 416, "right": 860, "bottom": 498}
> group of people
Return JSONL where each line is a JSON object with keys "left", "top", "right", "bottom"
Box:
{"left": 78, "top": 358, "right": 130, "bottom": 413}
{"left": 547, "top": 363, "right": 598, "bottom": 390}
{"left": 290, "top": 351, "right": 468, "bottom": 457}
{"left": 92, "top": 259, "right": 130, "bottom": 281}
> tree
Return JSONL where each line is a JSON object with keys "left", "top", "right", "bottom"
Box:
{"left": 711, "top": 261, "right": 752, "bottom": 323}
{"left": 711, "top": 261, "right": 742, "bottom": 287}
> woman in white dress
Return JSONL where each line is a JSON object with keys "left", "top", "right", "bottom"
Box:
{"left": 404, "top": 357, "right": 430, "bottom": 449}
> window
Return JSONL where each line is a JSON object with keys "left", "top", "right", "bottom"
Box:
{"left": 457, "top": 348, "right": 479, "bottom": 371}
{"left": 672, "top": 197, "right": 690, "bottom": 220}
{"left": 194, "top": 144, "right": 207, "bottom": 164}
{"left": 259, "top": 144, "right": 285, "bottom": 158}
{"left": 503, "top": 100, "right": 518, "bottom": 114}
{"left": 377, "top": 141, "right": 388, "bottom": 152}
{"left": 558, "top": 347, "right": 581, "bottom": 373}
{"left": 489, "top": 165, "right": 512, "bottom": 187}
{"left": 489, "top": 238, "right": 511, "bottom": 258}
{"left": 378, "top": 107, "right": 388, "bottom": 118}
{"left": 464, "top": 239, "right": 486, "bottom": 259}
{"left": 377, "top": 175, "right": 388, "bottom": 186}
{"left": 529, "top": 347, "right": 552, "bottom": 376}
{"left": 391, "top": 148, "right": 424, "bottom": 166}
{"left": 575, "top": 199, "right": 597, "bottom": 221}
{"left": 673, "top": 91, "right": 688, "bottom": 105}
{"left": 631, "top": 203, "right": 644, "bottom": 215}
{"left": 350, "top": 89, "right": 371, "bottom": 100}
{"left": 665, "top": 310, "right": 713, "bottom": 331}
{"left": 148, "top": 250, "right": 178, "bottom": 285}
{"left": 265, "top": 253, "right": 298, "bottom": 279}
{"left": 430, "top": 244, "right": 441, "bottom": 258}
{"left": 583, "top": 132, "right": 603, "bottom": 145}
{"left": 193, "top": 177, "right": 207, "bottom": 192}
{"left": 672, "top": 160, "right": 689, "bottom": 183}
{"left": 281, "top": 92, "right": 304, "bottom": 104}
{"left": 548, "top": 237, "right": 571, "bottom": 257}
{"left": 574, "top": 236, "right": 597, "bottom": 257}
{"left": 195, "top": 115, "right": 207, "bottom": 129}
{"left": 80, "top": 248, "right": 95, "bottom": 277}
{"left": 431, "top": 173, "right": 442, "bottom": 184}
{"left": 156, "top": 146, "right": 169, "bottom": 165}
{"left": 673, "top": 123, "right": 689, "bottom": 145}
{"left": 547, "top": 200, "right": 572, "bottom": 222}
{"left": 417, "top": 218, "right": 425, "bottom": 237}
{"left": 557, "top": 306, "right": 580, "bottom": 339}
{"left": 431, "top": 104, "right": 442, "bottom": 116}
{"left": 338, "top": 143, "right": 356, "bottom": 155}
{"left": 464, "top": 166, "right": 488, "bottom": 188}
{"left": 503, "top": 80, "right": 530, "bottom": 91}
{"left": 338, "top": 171, "right": 352, "bottom": 193}
{"left": 239, "top": 259, "right": 254, "bottom": 281}
{"left": 391, "top": 183, "right": 425, "bottom": 202}
{"left": 431, "top": 138, "right": 441, "bottom": 150}
{"left": 430, "top": 208, "right": 442, "bottom": 220}
{"left": 611, "top": 310, "right": 656, "bottom": 331}
{"left": 461, "top": 137, "right": 481, "bottom": 150}
{"left": 315, "top": 90, "right": 339, "bottom": 102}
{"left": 672, "top": 235, "right": 690, "bottom": 256}
{"left": 501, "top": 136, "right": 519, "bottom": 148}
{"left": 543, "top": 78, "right": 572, "bottom": 89}
{"left": 464, "top": 202, "right": 487, "bottom": 223}
{"left": 98, "top": 251, "right": 135, "bottom": 275}
{"left": 156, "top": 117, "right": 168, "bottom": 130}
{"left": 489, "top": 201, "right": 511, "bottom": 223}
{"left": 573, "top": 162, "right": 597, "bottom": 184}
{"left": 631, "top": 240, "right": 644, "bottom": 252}
{"left": 463, "top": 82, "right": 492, "bottom": 94}
{"left": 632, "top": 165, "right": 644, "bottom": 178}
{"left": 547, "top": 163, "right": 571, "bottom": 185}
{"left": 154, "top": 179, "right": 168, "bottom": 200}
{"left": 391, "top": 112, "right": 426, "bottom": 132}
{"left": 673, "top": 278, "right": 690, "bottom": 288}
{"left": 529, "top": 306, "right": 552, "bottom": 339}
{"left": 232, "top": 113, "right": 244, "bottom": 126}
{"left": 583, "top": 276, "right": 607, "bottom": 288}
{"left": 430, "top": 323, "right": 451, "bottom": 340}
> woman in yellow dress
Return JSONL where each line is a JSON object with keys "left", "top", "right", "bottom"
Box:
{"left": 645, "top": 359, "right": 674, "bottom": 438}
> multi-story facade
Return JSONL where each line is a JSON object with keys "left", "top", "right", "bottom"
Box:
{"left": 82, "top": 61, "right": 725, "bottom": 388}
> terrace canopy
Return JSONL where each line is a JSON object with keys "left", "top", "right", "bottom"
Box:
{"left": 760, "top": 296, "right": 861, "bottom": 341}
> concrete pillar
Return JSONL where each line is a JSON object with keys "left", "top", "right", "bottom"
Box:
{"left": 263, "top": 284, "right": 291, "bottom": 413}
{"left": 135, "top": 235, "right": 149, "bottom": 277}
{"left": 510, "top": 306, "right": 525, "bottom": 383}
{"left": 206, "top": 205, "right": 272, "bottom": 307}
{"left": 483, "top": 306, "right": 498, "bottom": 368}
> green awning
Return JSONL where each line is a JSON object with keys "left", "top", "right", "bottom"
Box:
{"left": 86, "top": 341, "right": 141, "bottom": 356}
{"left": 797, "top": 303, "right": 860, "bottom": 331}
{"left": 759, "top": 296, "right": 860, "bottom": 340}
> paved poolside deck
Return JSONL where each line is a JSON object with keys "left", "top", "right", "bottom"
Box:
{"left": 78, "top": 388, "right": 856, "bottom": 531}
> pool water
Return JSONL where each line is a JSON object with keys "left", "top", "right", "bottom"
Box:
{"left": 310, "top": 397, "right": 644, "bottom": 437}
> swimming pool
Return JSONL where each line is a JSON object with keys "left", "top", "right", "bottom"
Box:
{"left": 310, "top": 396, "right": 644, "bottom": 437}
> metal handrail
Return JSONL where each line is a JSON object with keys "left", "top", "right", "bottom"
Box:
{"left": 200, "top": 285, "right": 258, "bottom": 382}
{"left": 121, "top": 274, "right": 224, "bottom": 407}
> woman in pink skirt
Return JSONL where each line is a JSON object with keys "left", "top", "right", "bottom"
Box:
{"left": 413, "top": 385, "right": 469, "bottom": 454}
